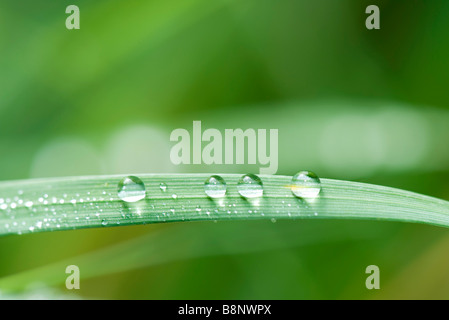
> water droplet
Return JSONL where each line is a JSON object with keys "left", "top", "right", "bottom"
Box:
{"left": 117, "top": 176, "right": 146, "bottom": 203}
{"left": 291, "top": 171, "right": 321, "bottom": 198}
{"left": 204, "top": 175, "right": 227, "bottom": 198}
{"left": 237, "top": 174, "right": 263, "bottom": 198}
{"left": 159, "top": 183, "right": 167, "bottom": 192}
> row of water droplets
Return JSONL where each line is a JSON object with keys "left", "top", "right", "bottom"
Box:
{"left": 205, "top": 172, "right": 321, "bottom": 199}
{"left": 118, "top": 171, "right": 321, "bottom": 202}
{"left": 0, "top": 171, "right": 321, "bottom": 234}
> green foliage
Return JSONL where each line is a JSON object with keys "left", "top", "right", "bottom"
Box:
{"left": 1, "top": 174, "right": 448, "bottom": 237}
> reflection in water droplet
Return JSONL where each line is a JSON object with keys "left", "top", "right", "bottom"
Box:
{"left": 117, "top": 176, "right": 146, "bottom": 202}
{"left": 204, "top": 175, "right": 227, "bottom": 198}
{"left": 291, "top": 171, "right": 321, "bottom": 198}
{"left": 237, "top": 174, "right": 263, "bottom": 198}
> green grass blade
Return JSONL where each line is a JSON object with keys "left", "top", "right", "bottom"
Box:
{"left": 0, "top": 174, "right": 449, "bottom": 236}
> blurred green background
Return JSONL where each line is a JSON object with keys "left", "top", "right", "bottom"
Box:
{"left": 1, "top": 0, "right": 449, "bottom": 299}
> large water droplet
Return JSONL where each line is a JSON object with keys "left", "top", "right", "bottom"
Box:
{"left": 117, "top": 176, "right": 146, "bottom": 202}
{"left": 237, "top": 174, "right": 263, "bottom": 198}
{"left": 291, "top": 171, "right": 321, "bottom": 198}
{"left": 204, "top": 175, "right": 227, "bottom": 198}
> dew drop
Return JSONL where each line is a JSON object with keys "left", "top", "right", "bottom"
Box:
{"left": 237, "top": 174, "right": 263, "bottom": 198}
{"left": 159, "top": 183, "right": 167, "bottom": 192}
{"left": 204, "top": 175, "right": 227, "bottom": 198}
{"left": 117, "top": 176, "right": 146, "bottom": 203}
{"left": 291, "top": 171, "right": 321, "bottom": 198}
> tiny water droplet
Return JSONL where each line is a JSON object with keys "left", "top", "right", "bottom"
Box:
{"left": 204, "top": 175, "right": 227, "bottom": 198}
{"left": 237, "top": 174, "right": 263, "bottom": 198}
{"left": 117, "top": 176, "right": 146, "bottom": 203}
{"left": 159, "top": 183, "right": 167, "bottom": 192}
{"left": 291, "top": 171, "right": 321, "bottom": 198}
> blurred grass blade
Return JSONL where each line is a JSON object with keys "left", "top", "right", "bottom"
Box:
{"left": 0, "top": 220, "right": 385, "bottom": 293}
{"left": 0, "top": 174, "right": 449, "bottom": 236}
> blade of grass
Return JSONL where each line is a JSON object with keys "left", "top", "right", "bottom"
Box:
{"left": 0, "top": 173, "right": 449, "bottom": 236}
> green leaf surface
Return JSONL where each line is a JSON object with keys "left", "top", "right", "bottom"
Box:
{"left": 1, "top": 174, "right": 448, "bottom": 237}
